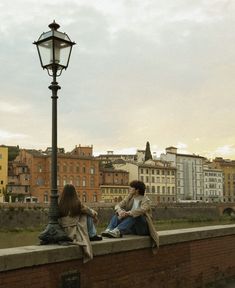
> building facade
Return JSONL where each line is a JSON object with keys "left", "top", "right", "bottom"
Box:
{"left": 99, "top": 168, "right": 129, "bottom": 203}
{"left": 12, "top": 145, "right": 101, "bottom": 203}
{"left": 211, "top": 157, "right": 235, "bottom": 202}
{"left": 161, "top": 147, "right": 205, "bottom": 201}
{"left": 7, "top": 162, "right": 30, "bottom": 202}
{"left": 113, "top": 159, "right": 176, "bottom": 203}
{"left": 0, "top": 146, "right": 8, "bottom": 202}
{"left": 203, "top": 165, "right": 223, "bottom": 202}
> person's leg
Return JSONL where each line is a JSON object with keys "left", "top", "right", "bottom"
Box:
{"left": 107, "top": 214, "right": 121, "bottom": 230}
{"left": 107, "top": 216, "right": 149, "bottom": 238}
{"left": 101, "top": 214, "right": 122, "bottom": 237}
{"left": 87, "top": 215, "right": 97, "bottom": 238}
{"left": 86, "top": 216, "right": 102, "bottom": 241}
{"left": 132, "top": 216, "right": 149, "bottom": 236}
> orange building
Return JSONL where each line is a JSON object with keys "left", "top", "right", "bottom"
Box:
{"left": 14, "top": 145, "right": 100, "bottom": 203}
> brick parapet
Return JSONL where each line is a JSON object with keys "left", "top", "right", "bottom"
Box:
{"left": 1, "top": 225, "right": 235, "bottom": 287}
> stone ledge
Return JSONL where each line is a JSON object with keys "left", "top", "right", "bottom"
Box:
{"left": 0, "top": 224, "right": 235, "bottom": 272}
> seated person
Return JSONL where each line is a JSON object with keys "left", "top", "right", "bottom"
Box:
{"left": 59, "top": 184, "right": 102, "bottom": 262}
{"left": 101, "top": 180, "right": 159, "bottom": 248}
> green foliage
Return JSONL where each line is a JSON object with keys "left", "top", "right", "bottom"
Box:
{"left": 144, "top": 141, "right": 152, "bottom": 161}
{"left": 8, "top": 145, "right": 20, "bottom": 161}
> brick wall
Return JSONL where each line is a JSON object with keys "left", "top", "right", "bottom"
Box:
{"left": 0, "top": 226, "right": 235, "bottom": 288}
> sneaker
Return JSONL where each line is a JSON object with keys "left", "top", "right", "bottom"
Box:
{"left": 101, "top": 229, "right": 112, "bottom": 237}
{"left": 106, "top": 228, "right": 122, "bottom": 238}
{"left": 89, "top": 235, "right": 102, "bottom": 241}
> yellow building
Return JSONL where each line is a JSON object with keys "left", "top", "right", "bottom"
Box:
{"left": 0, "top": 147, "right": 8, "bottom": 202}
{"left": 212, "top": 157, "right": 235, "bottom": 202}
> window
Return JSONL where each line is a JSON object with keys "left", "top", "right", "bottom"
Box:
{"left": 152, "top": 186, "right": 155, "bottom": 193}
{"left": 36, "top": 177, "right": 44, "bottom": 186}
{"left": 76, "top": 176, "right": 80, "bottom": 186}
{"left": 82, "top": 177, "right": 86, "bottom": 187}
{"left": 83, "top": 166, "right": 86, "bottom": 173}
{"left": 63, "top": 165, "right": 67, "bottom": 173}
{"left": 44, "top": 193, "right": 48, "bottom": 203}
{"left": 57, "top": 176, "right": 60, "bottom": 186}
{"left": 152, "top": 177, "right": 155, "bottom": 183}
{"left": 76, "top": 165, "right": 80, "bottom": 173}
{"left": 90, "top": 167, "right": 95, "bottom": 174}
{"left": 82, "top": 192, "right": 87, "bottom": 202}
{"left": 90, "top": 177, "right": 94, "bottom": 188}
{"left": 162, "top": 186, "right": 165, "bottom": 194}
{"left": 93, "top": 192, "right": 97, "bottom": 202}
{"left": 63, "top": 176, "right": 67, "bottom": 186}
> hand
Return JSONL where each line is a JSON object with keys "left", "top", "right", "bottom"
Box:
{"left": 93, "top": 214, "right": 98, "bottom": 224}
{"left": 118, "top": 210, "right": 130, "bottom": 218}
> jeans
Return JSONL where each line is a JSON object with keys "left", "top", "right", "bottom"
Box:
{"left": 107, "top": 214, "right": 149, "bottom": 235}
{"left": 87, "top": 216, "right": 97, "bottom": 238}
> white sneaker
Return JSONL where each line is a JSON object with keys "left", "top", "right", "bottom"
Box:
{"left": 107, "top": 228, "right": 122, "bottom": 238}
{"left": 101, "top": 228, "right": 112, "bottom": 237}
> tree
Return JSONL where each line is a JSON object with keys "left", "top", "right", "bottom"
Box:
{"left": 144, "top": 141, "right": 152, "bottom": 161}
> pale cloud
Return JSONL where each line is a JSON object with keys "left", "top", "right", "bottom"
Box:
{"left": 215, "top": 145, "right": 235, "bottom": 157}
{"left": 0, "top": 130, "right": 28, "bottom": 141}
{"left": 0, "top": 102, "right": 30, "bottom": 114}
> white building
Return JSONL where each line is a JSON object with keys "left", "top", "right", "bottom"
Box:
{"left": 161, "top": 147, "right": 205, "bottom": 201}
{"left": 203, "top": 165, "right": 223, "bottom": 202}
{"left": 113, "top": 159, "right": 176, "bottom": 203}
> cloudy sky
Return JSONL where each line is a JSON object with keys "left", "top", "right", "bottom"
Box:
{"left": 0, "top": 0, "right": 235, "bottom": 158}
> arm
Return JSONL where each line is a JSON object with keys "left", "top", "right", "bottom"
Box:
{"left": 81, "top": 204, "right": 98, "bottom": 218}
{"left": 114, "top": 194, "right": 133, "bottom": 215}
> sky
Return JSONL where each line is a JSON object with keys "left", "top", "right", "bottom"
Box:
{"left": 0, "top": 0, "right": 235, "bottom": 159}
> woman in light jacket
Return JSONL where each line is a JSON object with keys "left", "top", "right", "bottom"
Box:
{"left": 58, "top": 184, "right": 102, "bottom": 263}
{"left": 101, "top": 180, "right": 159, "bottom": 249}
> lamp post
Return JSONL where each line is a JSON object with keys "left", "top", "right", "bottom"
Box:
{"left": 34, "top": 21, "right": 76, "bottom": 244}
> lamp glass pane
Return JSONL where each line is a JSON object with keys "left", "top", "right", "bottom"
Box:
{"left": 38, "top": 39, "right": 53, "bottom": 67}
{"left": 54, "top": 39, "right": 72, "bottom": 68}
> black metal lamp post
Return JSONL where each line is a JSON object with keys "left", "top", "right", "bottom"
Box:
{"left": 34, "top": 21, "right": 75, "bottom": 244}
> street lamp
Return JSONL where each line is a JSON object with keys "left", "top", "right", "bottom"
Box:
{"left": 34, "top": 21, "right": 76, "bottom": 244}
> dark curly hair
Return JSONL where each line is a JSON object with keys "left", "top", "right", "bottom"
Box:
{"left": 129, "top": 180, "right": 146, "bottom": 195}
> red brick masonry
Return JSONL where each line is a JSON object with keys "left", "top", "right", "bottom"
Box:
{"left": 0, "top": 225, "right": 235, "bottom": 288}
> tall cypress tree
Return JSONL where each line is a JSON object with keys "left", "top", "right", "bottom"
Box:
{"left": 144, "top": 141, "right": 152, "bottom": 161}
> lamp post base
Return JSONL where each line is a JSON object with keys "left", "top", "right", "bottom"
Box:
{"left": 39, "top": 223, "right": 72, "bottom": 245}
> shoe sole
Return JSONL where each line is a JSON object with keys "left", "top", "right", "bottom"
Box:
{"left": 101, "top": 232, "right": 113, "bottom": 238}
{"left": 102, "top": 232, "right": 123, "bottom": 238}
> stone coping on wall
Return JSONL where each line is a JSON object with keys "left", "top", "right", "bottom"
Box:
{"left": 0, "top": 224, "right": 235, "bottom": 272}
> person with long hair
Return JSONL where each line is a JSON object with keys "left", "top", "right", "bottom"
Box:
{"left": 58, "top": 184, "right": 102, "bottom": 262}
